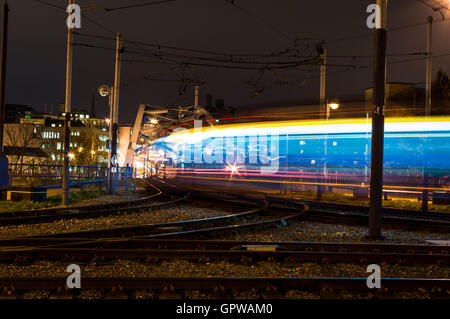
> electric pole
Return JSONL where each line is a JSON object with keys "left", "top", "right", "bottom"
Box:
{"left": 320, "top": 47, "right": 326, "bottom": 119}
{"left": 62, "top": 0, "right": 74, "bottom": 206}
{"left": 109, "top": 33, "right": 122, "bottom": 194}
{"left": 0, "top": 0, "right": 8, "bottom": 154}
{"left": 422, "top": 16, "right": 433, "bottom": 212}
{"left": 368, "top": 0, "right": 388, "bottom": 239}
{"left": 194, "top": 85, "right": 199, "bottom": 119}
{"left": 425, "top": 16, "right": 433, "bottom": 116}
{"left": 0, "top": 1, "right": 9, "bottom": 199}
{"left": 317, "top": 46, "right": 327, "bottom": 200}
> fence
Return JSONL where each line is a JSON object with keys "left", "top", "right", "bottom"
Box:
{"left": 112, "top": 166, "right": 137, "bottom": 191}
{"left": 9, "top": 163, "right": 137, "bottom": 193}
{"left": 9, "top": 163, "right": 108, "bottom": 179}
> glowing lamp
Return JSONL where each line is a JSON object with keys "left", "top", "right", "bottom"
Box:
{"left": 328, "top": 102, "right": 340, "bottom": 110}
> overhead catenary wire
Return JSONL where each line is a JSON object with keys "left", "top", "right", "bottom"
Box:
{"left": 73, "top": 31, "right": 432, "bottom": 62}
{"left": 308, "top": 52, "right": 450, "bottom": 78}
{"left": 325, "top": 15, "right": 449, "bottom": 45}
{"left": 104, "top": 0, "right": 178, "bottom": 12}
{"left": 73, "top": 31, "right": 313, "bottom": 59}
{"left": 222, "top": 0, "right": 299, "bottom": 44}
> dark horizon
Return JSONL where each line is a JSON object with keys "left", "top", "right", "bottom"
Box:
{"left": 4, "top": 0, "right": 450, "bottom": 123}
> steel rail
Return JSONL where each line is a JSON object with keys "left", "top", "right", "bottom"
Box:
{"left": 0, "top": 277, "right": 448, "bottom": 292}
{"left": 17, "top": 201, "right": 270, "bottom": 239}
{"left": 1, "top": 247, "right": 447, "bottom": 264}
{"left": 21, "top": 239, "right": 450, "bottom": 254}
{"left": 0, "top": 181, "right": 193, "bottom": 226}
{"left": 0, "top": 192, "right": 187, "bottom": 226}
{"left": 266, "top": 196, "right": 450, "bottom": 222}
{"left": 0, "top": 192, "right": 162, "bottom": 219}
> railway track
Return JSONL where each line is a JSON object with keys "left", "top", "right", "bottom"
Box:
{"left": 0, "top": 277, "right": 448, "bottom": 298}
{"left": 170, "top": 185, "right": 450, "bottom": 231}
{"left": 0, "top": 239, "right": 448, "bottom": 264}
{"left": 200, "top": 191, "right": 450, "bottom": 232}
{"left": 0, "top": 181, "right": 187, "bottom": 226}
{"left": 0, "top": 193, "right": 188, "bottom": 226}
{"left": 0, "top": 188, "right": 162, "bottom": 219}
{"left": 1, "top": 238, "right": 445, "bottom": 253}
{"left": 9, "top": 201, "right": 304, "bottom": 240}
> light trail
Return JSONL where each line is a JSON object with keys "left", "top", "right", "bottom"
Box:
{"left": 171, "top": 175, "right": 450, "bottom": 192}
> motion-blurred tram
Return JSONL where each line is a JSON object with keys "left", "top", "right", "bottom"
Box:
{"left": 148, "top": 116, "right": 450, "bottom": 199}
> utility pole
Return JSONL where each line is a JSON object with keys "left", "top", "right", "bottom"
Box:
{"left": 320, "top": 47, "right": 326, "bottom": 119}
{"left": 368, "top": 0, "right": 388, "bottom": 239}
{"left": 422, "top": 16, "right": 433, "bottom": 212}
{"left": 425, "top": 16, "right": 433, "bottom": 116}
{"left": 109, "top": 33, "right": 122, "bottom": 194}
{"left": 107, "top": 86, "right": 113, "bottom": 193}
{"left": 0, "top": 0, "right": 8, "bottom": 153}
{"left": 194, "top": 85, "right": 199, "bottom": 107}
{"left": 0, "top": 1, "right": 9, "bottom": 199}
{"left": 194, "top": 85, "right": 199, "bottom": 119}
{"left": 318, "top": 46, "right": 327, "bottom": 200}
{"left": 62, "top": 0, "right": 74, "bottom": 206}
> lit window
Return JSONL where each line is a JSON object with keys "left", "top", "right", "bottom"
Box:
{"left": 80, "top": 115, "right": 85, "bottom": 119}
{"left": 86, "top": 115, "right": 90, "bottom": 119}
{"left": 57, "top": 142, "right": 61, "bottom": 150}
{"left": 51, "top": 124, "right": 56, "bottom": 127}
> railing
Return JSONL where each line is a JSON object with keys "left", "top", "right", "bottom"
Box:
{"left": 9, "top": 163, "right": 108, "bottom": 179}
{"left": 9, "top": 163, "right": 137, "bottom": 193}
{"left": 112, "top": 166, "right": 137, "bottom": 191}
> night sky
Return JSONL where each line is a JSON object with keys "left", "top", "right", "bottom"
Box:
{"left": 5, "top": 0, "right": 450, "bottom": 123}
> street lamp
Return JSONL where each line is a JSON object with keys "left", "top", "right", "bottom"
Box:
{"left": 328, "top": 102, "right": 340, "bottom": 110}
{"left": 320, "top": 99, "right": 341, "bottom": 200}
{"left": 98, "top": 84, "right": 114, "bottom": 193}
{"left": 326, "top": 99, "right": 340, "bottom": 120}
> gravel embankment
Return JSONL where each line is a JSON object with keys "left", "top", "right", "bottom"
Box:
{"left": 225, "top": 220, "right": 450, "bottom": 244}
{"left": 73, "top": 192, "right": 144, "bottom": 206}
{"left": 0, "top": 203, "right": 234, "bottom": 238}
{"left": 0, "top": 259, "right": 448, "bottom": 279}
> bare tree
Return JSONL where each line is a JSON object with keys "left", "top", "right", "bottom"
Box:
{"left": 3, "top": 124, "right": 42, "bottom": 165}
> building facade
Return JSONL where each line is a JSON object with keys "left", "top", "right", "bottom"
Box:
{"left": 3, "top": 105, "right": 110, "bottom": 166}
